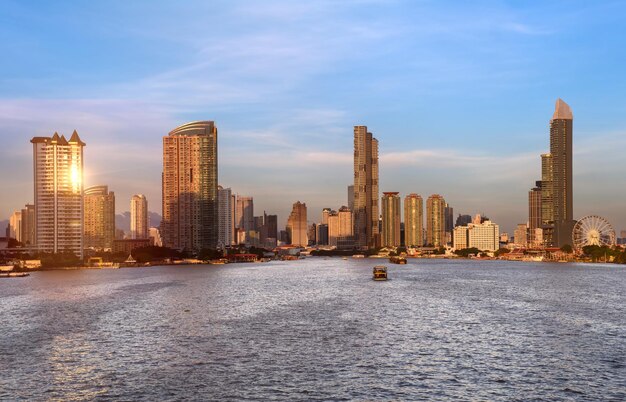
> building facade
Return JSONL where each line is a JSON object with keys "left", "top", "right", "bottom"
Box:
{"left": 453, "top": 220, "right": 500, "bottom": 252}
{"left": 514, "top": 223, "right": 528, "bottom": 247}
{"left": 217, "top": 186, "right": 234, "bottom": 248}
{"left": 549, "top": 99, "right": 574, "bottom": 247}
{"left": 426, "top": 194, "right": 446, "bottom": 247}
{"left": 353, "top": 126, "right": 379, "bottom": 248}
{"left": 528, "top": 182, "right": 542, "bottom": 247}
{"left": 84, "top": 185, "right": 115, "bottom": 250}
{"left": 235, "top": 196, "right": 254, "bottom": 244}
{"left": 404, "top": 194, "right": 423, "bottom": 247}
{"left": 287, "top": 201, "right": 308, "bottom": 247}
{"left": 31, "top": 132, "right": 85, "bottom": 258}
{"left": 162, "top": 121, "right": 218, "bottom": 251}
{"left": 130, "top": 194, "right": 148, "bottom": 240}
{"left": 8, "top": 211, "right": 21, "bottom": 242}
{"left": 381, "top": 192, "right": 401, "bottom": 247}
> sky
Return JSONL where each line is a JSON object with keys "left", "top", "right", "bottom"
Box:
{"left": 1, "top": 0, "right": 626, "bottom": 234}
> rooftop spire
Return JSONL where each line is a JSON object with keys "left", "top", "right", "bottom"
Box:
{"left": 552, "top": 98, "right": 573, "bottom": 120}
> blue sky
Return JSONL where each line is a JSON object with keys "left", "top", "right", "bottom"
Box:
{"left": 1, "top": 0, "right": 626, "bottom": 233}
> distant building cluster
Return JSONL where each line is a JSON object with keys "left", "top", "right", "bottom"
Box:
{"left": 5, "top": 98, "right": 613, "bottom": 259}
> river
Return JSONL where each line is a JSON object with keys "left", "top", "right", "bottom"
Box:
{"left": 1, "top": 258, "right": 624, "bottom": 401}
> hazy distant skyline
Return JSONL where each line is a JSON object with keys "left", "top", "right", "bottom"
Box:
{"left": 1, "top": 0, "right": 626, "bottom": 233}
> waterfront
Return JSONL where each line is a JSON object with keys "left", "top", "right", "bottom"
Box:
{"left": 1, "top": 259, "right": 625, "bottom": 401}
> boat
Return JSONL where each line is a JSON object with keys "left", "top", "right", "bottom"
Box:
{"left": 0, "top": 264, "right": 14, "bottom": 272}
{"left": 342, "top": 257, "right": 348, "bottom": 260}
{"left": 372, "top": 266, "right": 388, "bottom": 281}
{"left": 389, "top": 256, "right": 407, "bottom": 264}
{"left": 352, "top": 254, "right": 366, "bottom": 259}
{"left": 0, "top": 272, "right": 29, "bottom": 278}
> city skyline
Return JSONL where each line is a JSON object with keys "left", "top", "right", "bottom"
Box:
{"left": 2, "top": 1, "right": 626, "bottom": 233}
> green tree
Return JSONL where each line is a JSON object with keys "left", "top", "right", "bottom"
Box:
{"left": 560, "top": 244, "right": 573, "bottom": 254}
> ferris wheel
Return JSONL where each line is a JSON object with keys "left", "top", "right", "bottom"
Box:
{"left": 572, "top": 215, "right": 616, "bottom": 250}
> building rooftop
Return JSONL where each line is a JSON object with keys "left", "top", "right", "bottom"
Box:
{"left": 552, "top": 98, "right": 573, "bottom": 120}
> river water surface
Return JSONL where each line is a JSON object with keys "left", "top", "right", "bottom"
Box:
{"left": 1, "top": 259, "right": 625, "bottom": 401}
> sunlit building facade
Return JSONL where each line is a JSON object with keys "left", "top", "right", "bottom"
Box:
{"left": 353, "top": 126, "right": 379, "bottom": 248}
{"left": 162, "top": 121, "right": 218, "bottom": 251}
{"left": 84, "top": 185, "right": 115, "bottom": 250}
{"left": 130, "top": 194, "right": 148, "bottom": 239}
{"left": 287, "top": 201, "right": 308, "bottom": 247}
{"left": 31, "top": 131, "right": 85, "bottom": 258}
{"left": 404, "top": 194, "right": 423, "bottom": 247}
{"left": 426, "top": 194, "right": 446, "bottom": 247}
{"left": 549, "top": 99, "right": 574, "bottom": 247}
{"left": 381, "top": 192, "right": 401, "bottom": 247}
{"left": 218, "top": 186, "right": 234, "bottom": 248}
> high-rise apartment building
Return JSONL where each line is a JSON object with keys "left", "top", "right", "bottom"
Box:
{"left": 130, "top": 194, "right": 148, "bottom": 240}
{"left": 20, "top": 204, "right": 35, "bottom": 246}
{"left": 31, "top": 132, "right": 85, "bottom": 258}
{"left": 287, "top": 201, "right": 308, "bottom": 247}
{"left": 514, "top": 223, "right": 528, "bottom": 247}
{"left": 264, "top": 213, "right": 278, "bottom": 248}
{"left": 426, "top": 194, "right": 446, "bottom": 247}
{"left": 84, "top": 185, "right": 115, "bottom": 250}
{"left": 444, "top": 203, "right": 454, "bottom": 241}
{"left": 540, "top": 153, "right": 554, "bottom": 246}
{"left": 353, "top": 126, "right": 379, "bottom": 248}
{"left": 328, "top": 206, "right": 353, "bottom": 247}
{"left": 8, "top": 211, "right": 21, "bottom": 242}
{"left": 217, "top": 186, "right": 234, "bottom": 248}
{"left": 162, "top": 121, "right": 218, "bottom": 250}
{"left": 381, "top": 192, "right": 401, "bottom": 247}
{"left": 404, "top": 194, "right": 423, "bottom": 247}
{"left": 235, "top": 196, "right": 254, "bottom": 243}
{"left": 347, "top": 185, "right": 355, "bottom": 212}
{"left": 528, "top": 182, "right": 542, "bottom": 247}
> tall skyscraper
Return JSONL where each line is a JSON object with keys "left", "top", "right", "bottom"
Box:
{"left": 217, "top": 186, "right": 234, "bottom": 248}
{"left": 130, "top": 194, "right": 148, "bottom": 240}
{"left": 353, "top": 125, "right": 379, "bottom": 248}
{"left": 444, "top": 202, "right": 454, "bottom": 243}
{"left": 162, "top": 121, "right": 218, "bottom": 251}
{"left": 426, "top": 194, "right": 446, "bottom": 247}
{"left": 381, "top": 192, "right": 401, "bottom": 247}
{"left": 20, "top": 204, "right": 35, "bottom": 246}
{"left": 264, "top": 213, "right": 278, "bottom": 248}
{"left": 84, "top": 185, "right": 115, "bottom": 250}
{"left": 235, "top": 196, "right": 254, "bottom": 244}
{"left": 31, "top": 132, "right": 85, "bottom": 258}
{"left": 8, "top": 211, "right": 21, "bottom": 242}
{"left": 287, "top": 201, "right": 308, "bottom": 247}
{"left": 528, "top": 182, "right": 542, "bottom": 247}
{"left": 549, "top": 99, "right": 574, "bottom": 247}
{"left": 540, "top": 153, "right": 554, "bottom": 246}
{"left": 404, "top": 193, "right": 423, "bottom": 247}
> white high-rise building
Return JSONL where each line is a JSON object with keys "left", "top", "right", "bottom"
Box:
{"left": 130, "top": 194, "right": 148, "bottom": 239}
{"left": 31, "top": 132, "right": 85, "bottom": 258}
{"left": 453, "top": 220, "right": 500, "bottom": 252}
